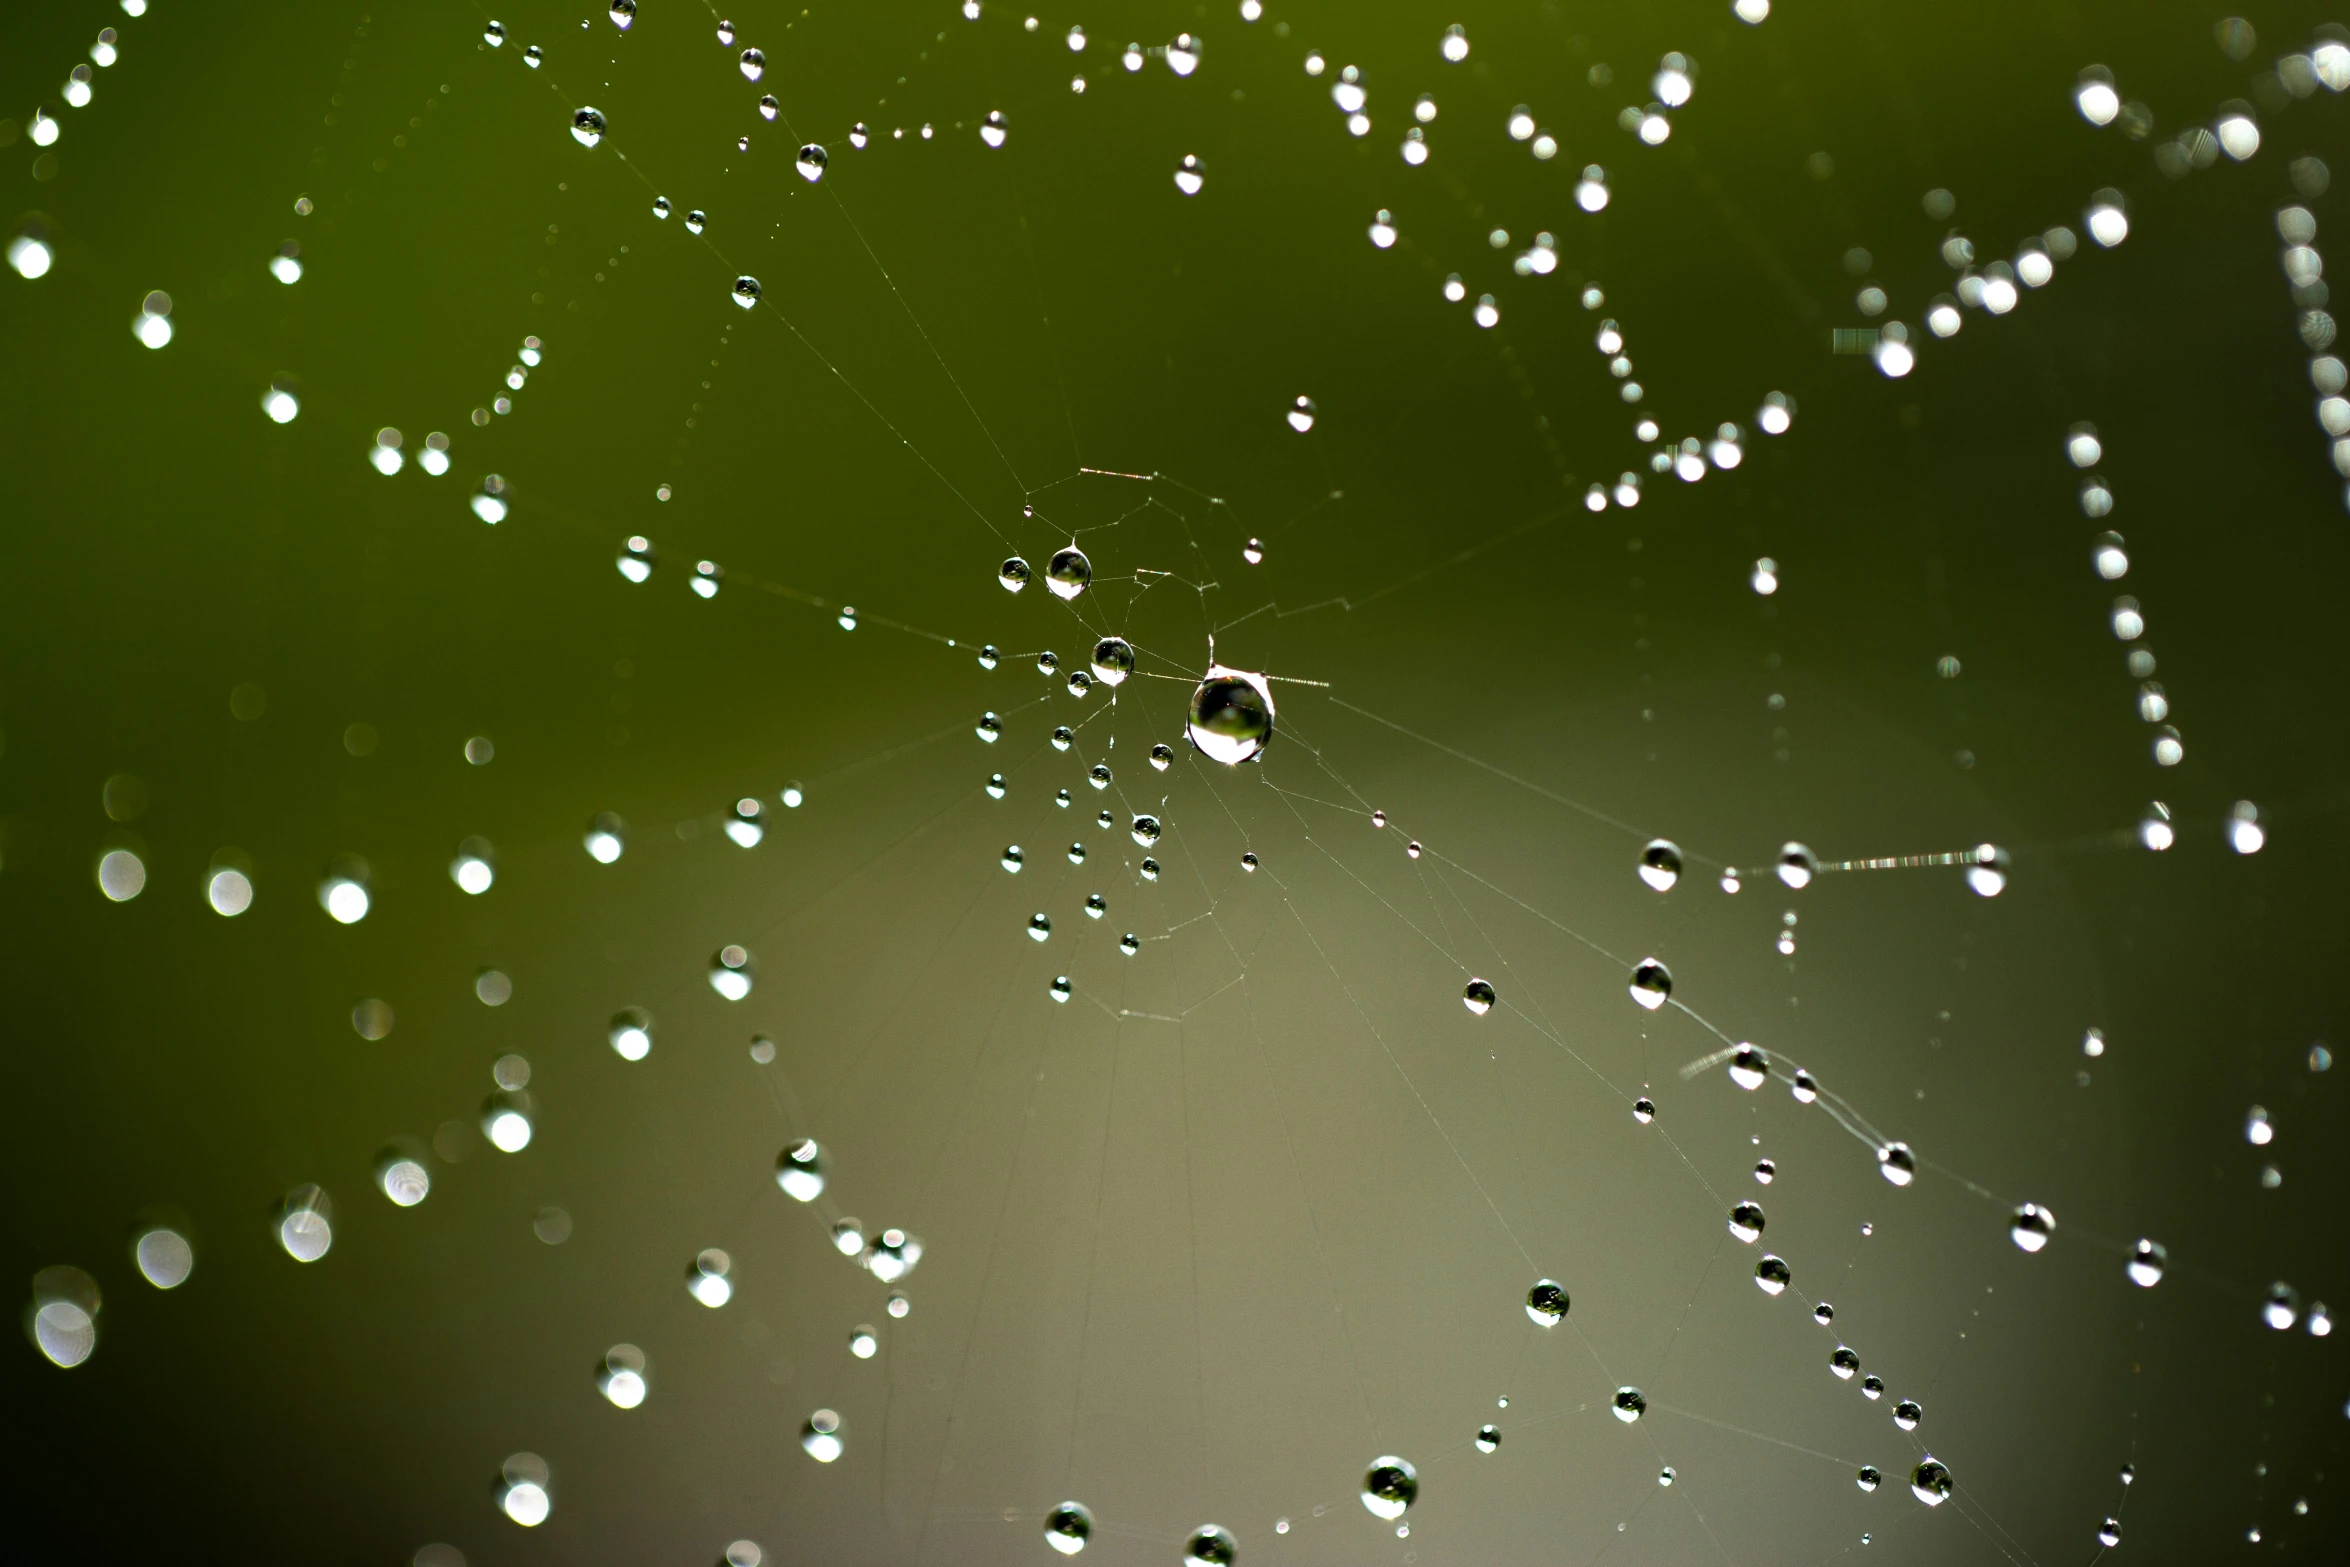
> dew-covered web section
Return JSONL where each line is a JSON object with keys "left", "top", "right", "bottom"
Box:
{"left": 13, "top": 3, "right": 2349, "bottom": 1566}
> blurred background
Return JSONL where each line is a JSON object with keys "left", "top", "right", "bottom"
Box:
{"left": 2, "top": 1, "right": 2346, "bottom": 1562}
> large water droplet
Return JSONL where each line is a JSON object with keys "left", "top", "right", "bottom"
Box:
{"left": 732, "top": 275, "right": 761, "bottom": 308}
{"left": 1475, "top": 1425, "right": 1500, "bottom": 1453}
{"left": 1629, "top": 957, "right": 1672, "bottom": 1009}
{"left": 1728, "top": 1201, "right": 1766, "bottom": 1243}
{"left": 1045, "top": 1502, "right": 1094, "bottom": 1555}
{"left": 999, "top": 556, "right": 1031, "bottom": 592}
{"left": 1360, "top": 1457, "right": 1418, "bottom": 1520}
{"left": 685, "top": 209, "right": 707, "bottom": 235}
{"left": 1131, "top": 815, "right": 1161, "bottom": 847}
{"left": 796, "top": 143, "right": 828, "bottom": 181}
{"left": 2008, "top": 1203, "right": 2055, "bottom": 1253}
{"left": 776, "top": 1139, "right": 825, "bottom": 1201}
{"left": 1831, "top": 1346, "right": 1860, "bottom": 1379}
{"left": 609, "top": 1, "right": 635, "bottom": 30}
{"left": 1090, "top": 637, "right": 1134, "bottom": 685}
{"left": 571, "top": 107, "right": 606, "bottom": 147}
{"left": 1728, "top": 1044, "right": 1769, "bottom": 1090}
{"left": 1463, "top": 978, "right": 1496, "bottom": 1015}
{"left": 1878, "top": 1142, "right": 1917, "bottom": 1186}
{"left": 1638, "top": 839, "right": 1682, "bottom": 890}
{"left": 1188, "top": 666, "right": 1276, "bottom": 764}
{"left": 1182, "top": 1525, "right": 1235, "bottom": 1566}
{"left": 1855, "top": 1465, "right": 1881, "bottom": 1492}
{"left": 1525, "top": 1279, "right": 1568, "bottom": 1324}
{"left": 1777, "top": 842, "right": 1818, "bottom": 888}
{"left": 740, "top": 48, "right": 766, "bottom": 81}
{"left": 1047, "top": 546, "right": 1093, "bottom": 599}
{"left": 1909, "top": 1458, "right": 1952, "bottom": 1506}
{"left": 1612, "top": 1387, "right": 1646, "bottom": 1422}
{"left": 1754, "top": 1255, "right": 1792, "bottom": 1295}
{"left": 1893, "top": 1398, "right": 1922, "bottom": 1431}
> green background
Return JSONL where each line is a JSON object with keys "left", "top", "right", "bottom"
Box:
{"left": 2, "top": 0, "right": 2345, "bottom": 1561}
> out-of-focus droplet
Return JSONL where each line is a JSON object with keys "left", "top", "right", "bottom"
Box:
{"left": 1777, "top": 842, "right": 1817, "bottom": 888}
{"left": 980, "top": 109, "right": 1008, "bottom": 148}
{"left": 1287, "top": 394, "right": 1317, "bottom": 432}
{"left": 498, "top": 1454, "right": 551, "bottom": 1526}
{"left": 609, "top": 1008, "right": 653, "bottom": 1061}
{"left": 1878, "top": 1142, "right": 1917, "bottom": 1186}
{"left": 28, "top": 1266, "right": 101, "bottom": 1367}
{"left": 278, "top": 1186, "right": 334, "bottom": 1262}
{"left": 688, "top": 1248, "right": 734, "bottom": 1308}
{"left": 776, "top": 1140, "right": 825, "bottom": 1201}
{"left": 709, "top": 944, "right": 755, "bottom": 1000}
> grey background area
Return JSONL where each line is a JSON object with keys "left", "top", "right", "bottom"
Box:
{"left": 1, "top": 1, "right": 2345, "bottom": 1562}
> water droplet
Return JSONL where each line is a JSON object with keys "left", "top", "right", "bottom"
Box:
{"left": 1893, "top": 1398, "right": 1923, "bottom": 1432}
{"left": 1728, "top": 1045, "right": 1769, "bottom": 1090}
{"left": 1861, "top": 1374, "right": 1885, "bottom": 1399}
{"left": 1522, "top": 1278, "right": 1571, "bottom": 1324}
{"left": 2264, "top": 1281, "right": 2302, "bottom": 1330}
{"left": 1777, "top": 842, "right": 1818, "bottom": 888}
{"left": 1045, "top": 1502, "right": 1094, "bottom": 1555}
{"left": 1065, "top": 669, "right": 1093, "bottom": 698}
{"left": 1360, "top": 1457, "right": 1418, "bottom": 1520}
{"left": 2126, "top": 1237, "right": 2167, "bottom": 1287}
{"left": 715, "top": 18, "right": 736, "bottom": 46}
{"left": 484, "top": 21, "right": 506, "bottom": 46}
{"left": 278, "top": 1186, "right": 334, "bottom": 1263}
{"left": 571, "top": 106, "right": 606, "bottom": 147}
{"left": 1754, "top": 1158, "right": 1776, "bottom": 1184}
{"left": 1814, "top": 1302, "right": 1835, "bottom": 1325}
{"left": 1636, "top": 838, "right": 1682, "bottom": 890}
{"left": 1238, "top": 851, "right": 1259, "bottom": 872}
{"left": 1474, "top": 1425, "right": 1500, "bottom": 1453}
{"left": 732, "top": 275, "right": 761, "bottom": 308}
{"left": 775, "top": 1139, "right": 825, "bottom": 1202}
{"left": 1028, "top": 912, "right": 1053, "bottom": 942}
{"left": 1728, "top": 1201, "right": 1766, "bottom": 1243}
{"left": 739, "top": 47, "right": 766, "bottom": 81}
{"left": 1462, "top": 978, "right": 1496, "bottom": 1015}
{"left": 1754, "top": 1255, "right": 1792, "bottom": 1295}
{"left": 986, "top": 774, "right": 1008, "bottom": 799}
{"left": 599, "top": 1343, "right": 647, "bottom": 1407}
{"left": 1632, "top": 1097, "right": 1655, "bottom": 1124}
{"left": 1171, "top": 152, "right": 1206, "bottom": 195}
{"left": 2097, "top": 1518, "right": 2122, "bottom": 1548}
{"left": 1831, "top": 1346, "right": 1860, "bottom": 1380}
{"left": 1090, "top": 637, "right": 1134, "bottom": 684}
{"left": 801, "top": 1408, "right": 843, "bottom": 1462}
{"left": 2008, "top": 1203, "right": 2055, "bottom": 1253}
{"left": 1790, "top": 1069, "right": 1818, "bottom": 1104}
{"left": 1855, "top": 1465, "right": 1881, "bottom": 1492}
{"left": 685, "top": 209, "right": 707, "bottom": 234}
{"left": 1286, "top": 394, "right": 1318, "bottom": 433}
{"left": 1182, "top": 1525, "right": 1234, "bottom": 1566}
{"left": 1612, "top": 1387, "right": 1647, "bottom": 1422}
{"left": 1140, "top": 857, "right": 1161, "bottom": 881}
{"left": 796, "top": 143, "right": 828, "bottom": 181}
{"left": 758, "top": 95, "right": 779, "bottom": 122}
{"left": 1049, "top": 975, "right": 1072, "bottom": 1003}
{"left": 1119, "top": 932, "right": 1139, "bottom": 956}
{"left": 523, "top": 44, "right": 543, "bottom": 68}
{"left": 976, "top": 712, "right": 1002, "bottom": 743}
{"left": 1188, "top": 666, "right": 1277, "bottom": 764}
{"left": 1878, "top": 1142, "right": 1917, "bottom": 1186}
{"left": 498, "top": 1453, "right": 552, "bottom": 1525}
{"left": 1047, "top": 546, "right": 1093, "bottom": 599}
{"left": 1909, "top": 1458, "right": 1952, "bottom": 1507}
{"left": 1051, "top": 726, "right": 1074, "bottom": 752}
{"left": 1127, "top": 815, "right": 1162, "bottom": 848}
{"left": 887, "top": 1290, "right": 910, "bottom": 1318}
{"left": 980, "top": 109, "right": 1008, "bottom": 148}
{"left": 1407, "top": 840, "right": 1423, "bottom": 859}
{"left": 610, "top": 1008, "right": 653, "bottom": 1061}
{"left": 1629, "top": 957, "right": 1672, "bottom": 1010}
